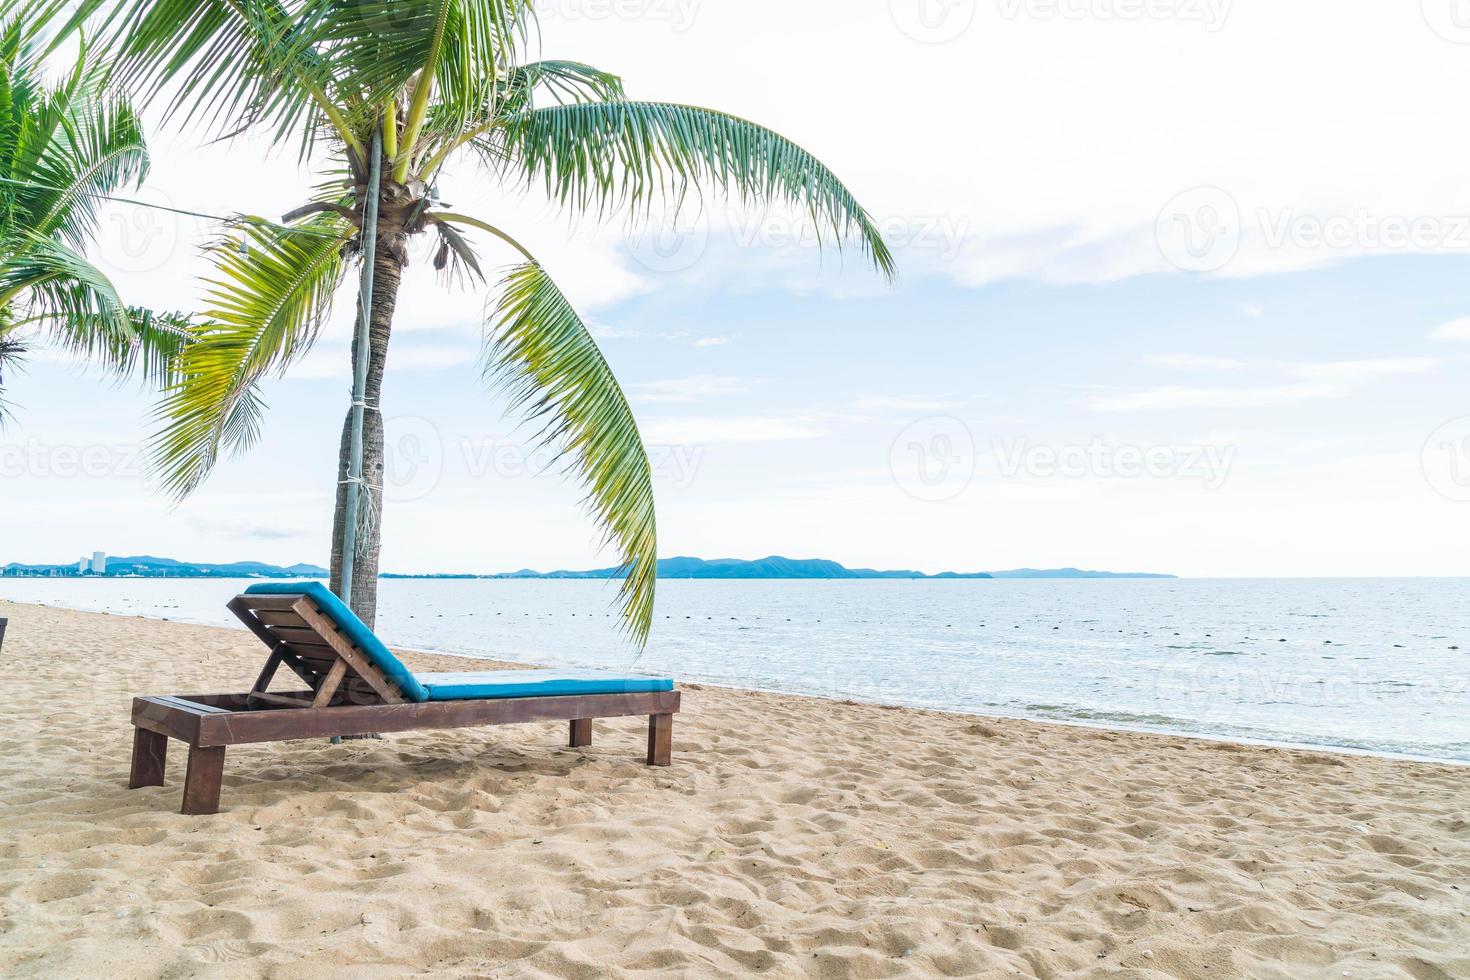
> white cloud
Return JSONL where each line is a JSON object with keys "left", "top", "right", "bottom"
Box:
{"left": 1428, "top": 317, "right": 1470, "bottom": 341}
{"left": 640, "top": 416, "right": 826, "bottom": 445}
{"left": 694, "top": 336, "right": 729, "bottom": 347}
{"left": 1145, "top": 354, "right": 1251, "bottom": 370}
{"left": 626, "top": 375, "right": 763, "bottom": 403}
{"left": 1242, "top": 304, "right": 1265, "bottom": 318}
{"left": 1095, "top": 357, "right": 1439, "bottom": 412}
{"left": 539, "top": 3, "right": 1470, "bottom": 288}
{"left": 851, "top": 395, "right": 963, "bottom": 414}
{"left": 1091, "top": 383, "right": 1333, "bottom": 413}
{"left": 289, "top": 341, "right": 479, "bottom": 381}
{"left": 1292, "top": 357, "right": 1438, "bottom": 384}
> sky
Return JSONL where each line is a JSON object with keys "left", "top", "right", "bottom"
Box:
{"left": 5, "top": 0, "right": 1470, "bottom": 577}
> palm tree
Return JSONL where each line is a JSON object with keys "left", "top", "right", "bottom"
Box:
{"left": 0, "top": 15, "right": 187, "bottom": 423}
{"left": 40, "top": 0, "right": 894, "bottom": 638}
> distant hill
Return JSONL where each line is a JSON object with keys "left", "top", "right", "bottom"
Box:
{"left": 4, "top": 553, "right": 1174, "bottom": 581}
{"left": 474, "top": 556, "right": 1174, "bottom": 580}
{"left": 985, "top": 567, "right": 1174, "bottom": 580}
{"left": 481, "top": 556, "right": 991, "bottom": 580}
{"left": 1, "top": 555, "right": 329, "bottom": 578}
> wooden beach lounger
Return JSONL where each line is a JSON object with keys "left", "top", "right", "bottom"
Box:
{"left": 127, "top": 582, "right": 679, "bottom": 815}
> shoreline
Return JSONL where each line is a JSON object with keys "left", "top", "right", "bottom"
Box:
{"left": 2, "top": 598, "right": 1468, "bottom": 976}
{"left": 8, "top": 595, "right": 1466, "bottom": 768}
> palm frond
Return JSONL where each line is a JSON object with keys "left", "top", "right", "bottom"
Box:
{"left": 430, "top": 217, "right": 483, "bottom": 286}
{"left": 0, "top": 235, "right": 188, "bottom": 383}
{"left": 150, "top": 216, "right": 351, "bottom": 497}
{"left": 486, "top": 261, "right": 657, "bottom": 644}
{"left": 23, "top": 57, "right": 150, "bottom": 249}
{"left": 501, "top": 60, "right": 625, "bottom": 111}
{"left": 50, "top": 0, "right": 359, "bottom": 159}
{"left": 495, "top": 101, "right": 895, "bottom": 279}
{"left": 415, "top": 59, "right": 624, "bottom": 178}
{"left": 0, "top": 325, "right": 24, "bottom": 426}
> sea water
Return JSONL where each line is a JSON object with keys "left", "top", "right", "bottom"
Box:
{"left": 3, "top": 577, "right": 1465, "bottom": 762}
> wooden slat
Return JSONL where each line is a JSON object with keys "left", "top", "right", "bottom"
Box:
{"left": 153, "top": 695, "right": 231, "bottom": 714}
{"left": 265, "top": 626, "right": 333, "bottom": 649}
{"left": 278, "top": 651, "right": 320, "bottom": 687}
{"left": 248, "top": 691, "right": 317, "bottom": 708}
{"left": 291, "top": 601, "right": 405, "bottom": 705}
{"left": 238, "top": 594, "right": 311, "bottom": 612}
{"left": 256, "top": 609, "right": 309, "bottom": 629}
{"left": 312, "top": 659, "right": 349, "bottom": 707}
{"left": 250, "top": 647, "right": 285, "bottom": 695}
{"left": 193, "top": 690, "right": 682, "bottom": 746}
{"left": 132, "top": 697, "right": 206, "bottom": 743}
{"left": 227, "top": 596, "right": 284, "bottom": 655}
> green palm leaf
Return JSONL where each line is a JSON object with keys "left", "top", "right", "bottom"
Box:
{"left": 487, "top": 261, "right": 657, "bottom": 644}
{"left": 0, "top": 236, "right": 190, "bottom": 386}
{"left": 496, "top": 101, "right": 896, "bottom": 279}
{"left": 150, "top": 217, "right": 351, "bottom": 496}
{"left": 26, "top": 67, "right": 150, "bottom": 250}
{"left": 0, "top": 325, "right": 24, "bottom": 424}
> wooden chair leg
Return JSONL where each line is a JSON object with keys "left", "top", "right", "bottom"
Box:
{"left": 569, "top": 718, "right": 592, "bottom": 747}
{"left": 181, "top": 745, "right": 226, "bottom": 815}
{"left": 646, "top": 713, "right": 672, "bottom": 766}
{"left": 129, "top": 728, "right": 167, "bottom": 788}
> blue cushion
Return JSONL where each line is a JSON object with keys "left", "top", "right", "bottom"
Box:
{"left": 417, "top": 669, "right": 675, "bottom": 701}
{"left": 243, "top": 581, "right": 431, "bottom": 702}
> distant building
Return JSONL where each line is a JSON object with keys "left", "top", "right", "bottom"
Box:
{"left": 78, "top": 559, "right": 87, "bottom": 573}
{"left": 91, "top": 551, "right": 106, "bottom": 574}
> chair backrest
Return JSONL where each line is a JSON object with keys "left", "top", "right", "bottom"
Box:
{"left": 232, "top": 581, "right": 430, "bottom": 703}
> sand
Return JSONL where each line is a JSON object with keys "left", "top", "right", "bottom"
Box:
{"left": 0, "top": 599, "right": 1466, "bottom": 979}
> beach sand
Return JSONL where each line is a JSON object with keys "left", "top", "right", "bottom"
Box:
{"left": 0, "top": 599, "right": 1466, "bottom": 978}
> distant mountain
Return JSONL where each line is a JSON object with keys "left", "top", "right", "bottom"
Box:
{"left": 476, "top": 556, "right": 1175, "bottom": 580}
{"left": 986, "top": 567, "right": 1175, "bottom": 580}
{"left": 481, "top": 556, "right": 980, "bottom": 580}
{"left": 4, "top": 553, "right": 1174, "bottom": 581}
{"left": 1, "top": 555, "right": 329, "bottom": 578}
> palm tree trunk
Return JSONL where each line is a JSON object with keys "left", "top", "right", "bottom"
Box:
{"left": 329, "top": 234, "right": 404, "bottom": 628}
